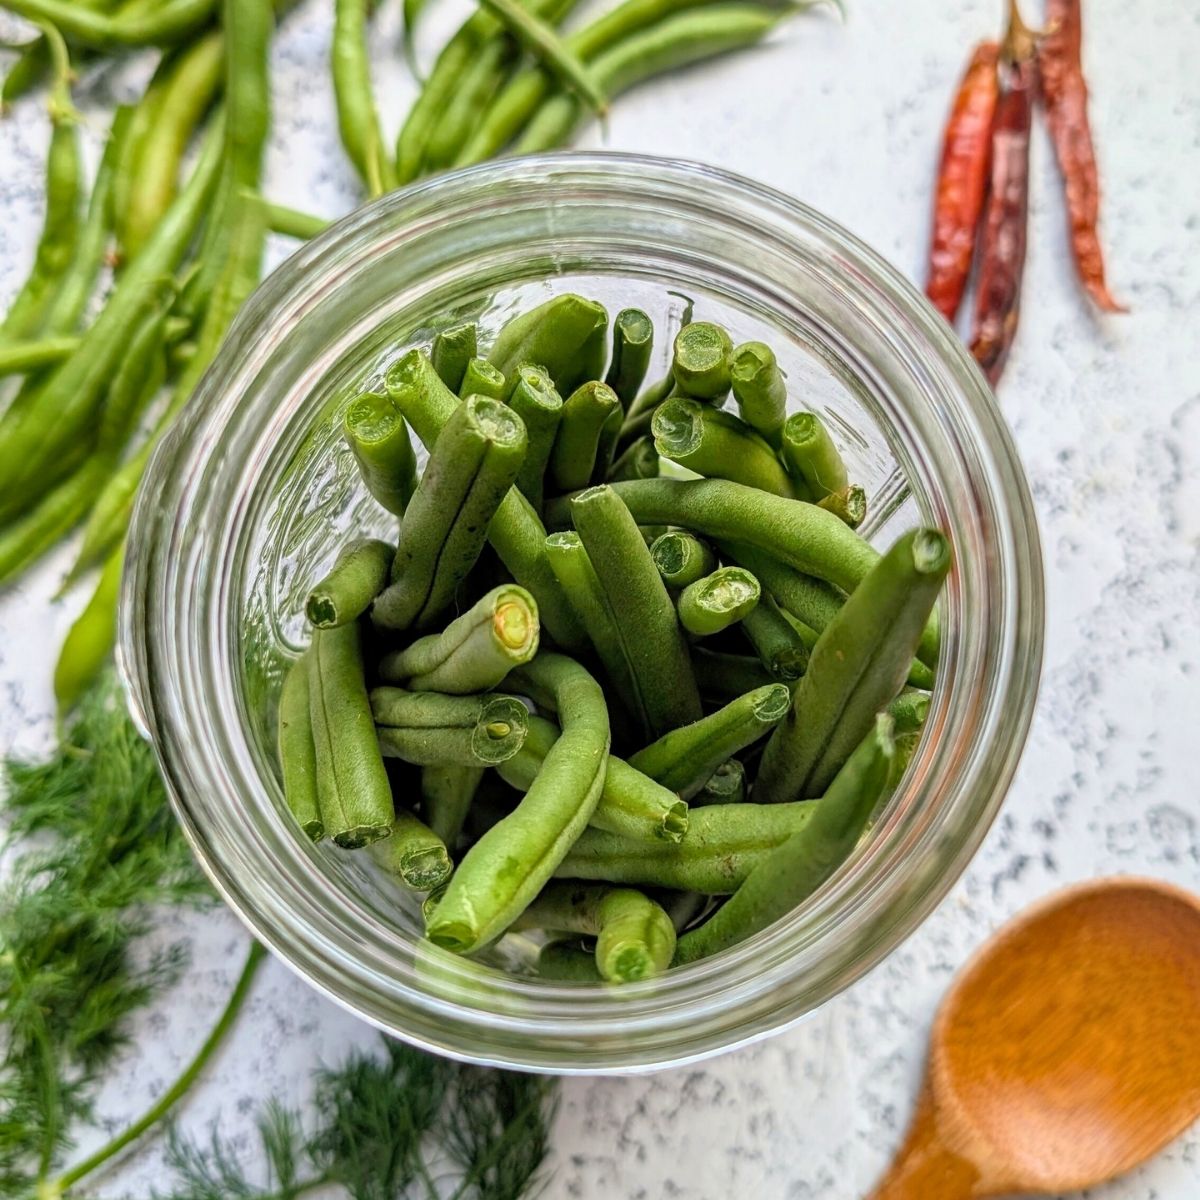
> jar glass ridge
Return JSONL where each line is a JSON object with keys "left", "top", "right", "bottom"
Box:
{"left": 119, "top": 153, "right": 1044, "bottom": 1073}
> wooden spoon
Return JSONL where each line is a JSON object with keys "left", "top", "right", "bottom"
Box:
{"left": 869, "top": 877, "right": 1200, "bottom": 1198}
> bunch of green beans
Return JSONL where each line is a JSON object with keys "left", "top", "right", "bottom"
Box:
{"left": 277, "top": 291, "right": 949, "bottom": 978}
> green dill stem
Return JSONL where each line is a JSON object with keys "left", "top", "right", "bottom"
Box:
{"left": 53, "top": 942, "right": 267, "bottom": 1194}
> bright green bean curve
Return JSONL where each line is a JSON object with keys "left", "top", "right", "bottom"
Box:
{"left": 0, "top": 0, "right": 217, "bottom": 49}
{"left": 780, "top": 410, "right": 848, "bottom": 500}
{"left": 372, "top": 394, "right": 527, "bottom": 631}
{"left": 729, "top": 340, "right": 787, "bottom": 448}
{"left": 756, "top": 529, "right": 951, "bottom": 803}
{"left": 487, "top": 293, "right": 608, "bottom": 397}
{"left": 0, "top": 336, "right": 80, "bottom": 376}
{"left": 343, "top": 391, "right": 419, "bottom": 517}
{"left": 550, "top": 381, "right": 621, "bottom": 492}
{"left": 369, "top": 810, "right": 453, "bottom": 891}
{"left": 554, "top": 799, "right": 815, "bottom": 893}
{"left": 675, "top": 714, "right": 894, "bottom": 963}
{"left": 430, "top": 323, "right": 478, "bottom": 393}
{"left": 333, "top": 0, "right": 397, "bottom": 197}
{"left": 305, "top": 538, "right": 393, "bottom": 628}
{"left": 372, "top": 689, "right": 530, "bottom": 767}
{"left": 53, "top": 546, "right": 123, "bottom": 716}
{"left": 378, "top": 584, "right": 540, "bottom": 693}
{"left": 277, "top": 652, "right": 323, "bottom": 840}
{"left": 507, "top": 363, "right": 563, "bottom": 510}
{"left": 427, "top": 652, "right": 610, "bottom": 953}
{"left": 677, "top": 566, "right": 761, "bottom": 638}
{"left": 630, "top": 682, "right": 789, "bottom": 799}
{"left": 385, "top": 347, "right": 586, "bottom": 650}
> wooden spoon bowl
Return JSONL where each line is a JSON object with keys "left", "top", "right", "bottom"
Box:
{"left": 870, "top": 878, "right": 1200, "bottom": 1197}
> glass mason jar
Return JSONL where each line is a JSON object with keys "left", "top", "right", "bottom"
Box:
{"left": 120, "top": 154, "right": 1043, "bottom": 1074}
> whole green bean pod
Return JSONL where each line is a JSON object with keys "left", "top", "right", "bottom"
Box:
{"left": 690, "top": 647, "right": 776, "bottom": 702}
{"left": 537, "top": 938, "right": 603, "bottom": 982}
{"left": 262, "top": 202, "right": 327, "bottom": 240}
{"left": 550, "top": 381, "right": 621, "bottom": 493}
{"left": 2, "top": 38, "right": 50, "bottom": 107}
{"left": 430, "top": 323, "right": 478, "bottom": 393}
{"left": 427, "top": 652, "right": 609, "bottom": 952}
{"left": 306, "top": 538, "right": 394, "bottom": 628}
{"left": 0, "top": 0, "right": 218, "bottom": 50}
{"left": 507, "top": 362, "right": 563, "bottom": 511}
{"left": 741, "top": 592, "right": 809, "bottom": 681}
{"left": 693, "top": 758, "right": 745, "bottom": 806}
{"left": 277, "top": 652, "right": 323, "bottom": 840}
{"left": 487, "top": 293, "right": 609, "bottom": 397}
{"left": 333, "top": 0, "right": 397, "bottom": 197}
{"left": 372, "top": 395, "right": 527, "bottom": 631}
{"left": 604, "top": 307, "right": 654, "bottom": 409}
{"left": 95, "top": 296, "right": 171, "bottom": 454}
{"left": 756, "top": 529, "right": 951, "bottom": 803}
{"left": 630, "top": 682, "right": 790, "bottom": 799}
{"left": 372, "top": 689, "right": 530, "bottom": 766}
{"left": 52, "top": 546, "right": 123, "bottom": 716}
{"left": 817, "top": 484, "right": 867, "bottom": 529}
{"left": 111, "top": 57, "right": 171, "bottom": 258}
{"left": 309, "top": 623, "right": 396, "bottom": 848}
{"left": 652, "top": 396, "right": 796, "bottom": 498}
{"left": 607, "top": 435, "right": 659, "bottom": 482}
{"left": 571, "top": 484, "right": 702, "bottom": 737}
{"left": 378, "top": 584, "right": 540, "bottom": 692}
{"left": 224, "top": 0, "right": 273, "bottom": 188}
{"left": 458, "top": 356, "right": 507, "bottom": 400}
{"left": 779, "top": 410, "right": 848, "bottom": 500}
{"left": 677, "top": 566, "right": 761, "bottom": 637}
{"left": 497, "top": 715, "right": 688, "bottom": 843}
{"left": 649, "top": 531, "right": 716, "bottom": 589}
{"left": 343, "top": 391, "right": 419, "bottom": 517}
{"left": 385, "top": 347, "right": 586, "bottom": 650}
{"left": 420, "top": 764, "right": 483, "bottom": 846}
{"left": 729, "top": 340, "right": 787, "bottom": 447}
{"left": 675, "top": 715, "right": 895, "bottom": 963}
{"left": 0, "top": 337, "right": 79, "bottom": 377}
{"left": 555, "top": 799, "right": 815, "bottom": 893}
{"left": 369, "top": 810, "right": 452, "bottom": 891}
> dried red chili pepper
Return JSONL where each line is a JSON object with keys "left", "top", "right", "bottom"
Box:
{"left": 968, "top": 0, "right": 1037, "bottom": 387}
{"left": 925, "top": 41, "right": 999, "bottom": 324}
{"left": 1040, "top": 0, "right": 1124, "bottom": 312}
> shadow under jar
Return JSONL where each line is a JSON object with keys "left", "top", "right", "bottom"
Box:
{"left": 120, "top": 153, "right": 1044, "bottom": 1074}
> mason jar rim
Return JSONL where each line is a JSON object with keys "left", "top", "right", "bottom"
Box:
{"left": 120, "top": 152, "right": 1044, "bottom": 1073}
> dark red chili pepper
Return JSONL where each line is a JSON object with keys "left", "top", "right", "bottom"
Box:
{"left": 925, "top": 41, "right": 999, "bottom": 324}
{"left": 968, "top": 1, "right": 1037, "bottom": 387}
{"left": 1040, "top": 0, "right": 1124, "bottom": 312}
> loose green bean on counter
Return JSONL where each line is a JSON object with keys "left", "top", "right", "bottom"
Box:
{"left": 275, "top": 292, "right": 948, "bottom": 979}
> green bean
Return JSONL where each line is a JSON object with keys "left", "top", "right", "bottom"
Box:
{"left": 497, "top": 715, "right": 688, "bottom": 843}
{"left": 120, "top": 30, "right": 224, "bottom": 259}
{"left": 378, "top": 584, "right": 540, "bottom": 692}
{"left": 729, "top": 340, "right": 786, "bottom": 448}
{"left": 0, "top": 26, "right": 80, "bottom": 344}
{"left": 225, "top": 0, "right": 273, "bottom": 187}
{"left": 264, "top": 201, "right": 328, "bottom": 241}
{"left": 458, "top": 356, "right": 507, "bottom": 400}
{"left": 370, "top": 810, "right": 453, "bottom": 891}
{"left": 401, "top": 0, "right": 429, "bottom": 77}
{"left": 306, "top": 538, "right": 393, "bottom": 628}
{"left": 112, "top": 61, "right": 171, "bottom": 258}
{"left": 677, "top": 566, "right": 760, "bottom": 637}
{"left": 0, "top": 0, "right": 218, "bottom": 50}
{"left": 0, "top": 337, "right": 79, "bottom": 376}
{"left": 603, "top": 307, "right": 654, "bottom": 409}
{"left": 888, "top": 689, "right": 930, "bottom": 734}
{"left": 817, "top": 484, "right": 866, "bottom": 529}
{"left": 630, "top": 682, "right": 789, "bottom": 799}
{"left": 430, "top": 323, "right": 478, "bottom": 393}
{"left": 550, "top": 381, "right": 621, "bottom": 493}
{"left": 477, "top": 0, "right": 607, "bottom": 115}
{"left": 487, "top": 293, "right": 608, "bottom": 397}
{"left": 514, "top": 6, "right": 785, "bottom": 155}
{"left": 675, "top": 715, "right": 894, "bottom": 962}
{"left": 652, "top": 396, "right": 796, "bottom": 497}
{"left": 620, "top": 368, "right": 676, "bottom": 438}
{"left": 555, "top": 799, "right": 815, "bottom": 893}
{"left": 779, "top": 410, "right": 848, "bottom": 500}
{"left": 741, "top": 592, "right": 809, "bottom": 681}
{"left": 95, "top": 298, "right": 171, "bottom": 455}
{"left": 277, "top": 652, "right": 323, "bottom": 840}
{"left": 693, "top": 758, "right": 744, "bottom": 806}
{"left": 343, "top": 391, "right": 419, "bottom": 517}
{"left": 420, "top": 765, "right": 483, "bottom": 846}
{"left": 649, "top": 531, "right": 715, "bottom": 589}
{"left": 373, "top": 688, "right": 529, "bottom": 767}
{"left": 385, "top": 347, "right": 586, "bottom": 651}
{"left": 607, "top": 435, "right": 659, "bottom": 482}
{"left": 427, "top": 652, "right": 610, "bottom": 952}
{"left": 52, "top": 546, "right": 122, "bottom": 716}
{"left": 756, "top": 529, "right": 951, "bottom": 803}
{"left": 670, "top": 321, "right": 732, "bottom": 400}
{"left": 373, "top": 395, "right": 527, "bottom": 631}
{"left": 333, "top": 0, "right": 396, "bottom": 197}
{"left": 537, "top": 938, "right": 603, "bottom": 982}
{"left": 507, "top": 362, "right": 563, "bottom": 511}
{"left": 309, "top": 623, "right": 396, "bottom": 848}
{"left": 570, "top": 484, "right": 702, "bottom": 737}
{"left": 720, "top": 540, "right": 844, "bottom": 637}
{"left": 690, "top": 647, "right": 775, "bottom": 702}
{"left": 2, "top": 38, "right": 49, "bottom": 107}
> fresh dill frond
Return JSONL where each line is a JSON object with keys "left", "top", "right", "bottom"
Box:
{"left": 0, "top": 675, "right": 211, "bottom": 1193}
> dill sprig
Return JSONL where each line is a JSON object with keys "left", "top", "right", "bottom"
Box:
{"left": 0, "top": 676, "right": 212, "bottom": 1194}
{"left": 154, "top": 1039, "right": 558, "bottom": 1200}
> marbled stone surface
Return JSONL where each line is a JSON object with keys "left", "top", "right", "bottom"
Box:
{"left": 1, "top": 0, "right": 1197, "bottom": 1196}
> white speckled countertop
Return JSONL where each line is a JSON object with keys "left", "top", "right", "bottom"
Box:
{"left": 1, "top": 0, "right": 1198, "bottom": 1196}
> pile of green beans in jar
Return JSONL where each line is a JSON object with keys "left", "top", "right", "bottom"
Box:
{"left": 279, "top": 293, "right": 951, "bottom": 983}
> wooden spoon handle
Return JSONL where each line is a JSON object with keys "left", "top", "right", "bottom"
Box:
{"left": 867, "top": 1084, "right": 983, "bottom": 1199}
